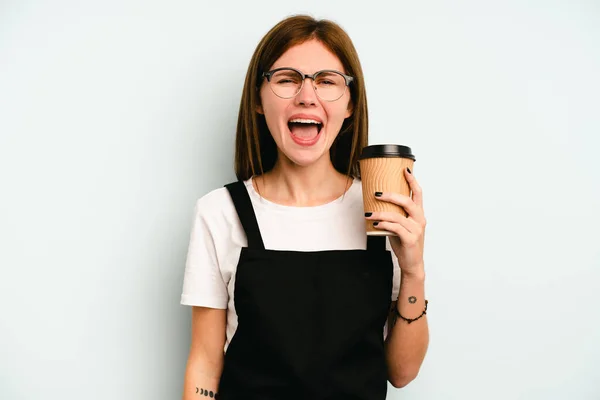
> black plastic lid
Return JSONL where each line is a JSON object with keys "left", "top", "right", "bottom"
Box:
{"left": 359, "top": 144, "right": 416, "bottom": 161}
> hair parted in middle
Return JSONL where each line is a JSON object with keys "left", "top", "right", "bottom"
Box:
{"left": 234, "top": 14, "right": 369, "bottom": 181}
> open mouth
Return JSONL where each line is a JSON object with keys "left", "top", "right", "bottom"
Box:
{"left": 288, "top": 118, "right": 323, "bottom": 144}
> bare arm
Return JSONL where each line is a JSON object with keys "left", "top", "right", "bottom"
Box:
{"left": 384, "top": 271, "right": 429, "bottom": 388}
{"left": 182, "top": 306, "right": 227, "bottom": 400}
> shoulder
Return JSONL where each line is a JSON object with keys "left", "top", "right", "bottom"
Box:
{"left": 194, "top": 185, "right": 233, "bottom": 216}
{"left": 196, "top": 179, "right": 252, "bottom": 204}
{"left": 342, "top": 177, "right": 364, "bottom": 207}
{"left": 351, "top": 178, "right": 363, "bottom": 195}
{"left": 192, "top": 181, "right": 247, "bottom": 227}
{"left": 189, "top": 181, "right": 251, "bottom": 248}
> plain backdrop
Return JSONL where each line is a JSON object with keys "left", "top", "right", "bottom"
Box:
{"left": 1, "top": 1, "right": 599, "bottom": 399}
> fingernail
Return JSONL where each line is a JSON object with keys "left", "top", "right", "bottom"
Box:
{"left": 364, "top": 212, "right": 372, "bottom": 217}
{"left": 407, "top": 167, "right": 412, "bottom": 174}
{"left": 373, "top": 222, "right": 379, "bottom": 226}
{"left": 375, "top": 192, "right": 382, "bottom": 197}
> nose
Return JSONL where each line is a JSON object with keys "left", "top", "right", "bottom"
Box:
{"left": 295, "top": 78, "right": 317, "bottom": 106}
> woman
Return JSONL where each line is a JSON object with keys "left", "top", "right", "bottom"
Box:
{"left": 181, "top": 15, "right": 429, "bottom": 400}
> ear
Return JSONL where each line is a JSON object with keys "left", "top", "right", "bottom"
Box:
{"left": 256, "top": 104, "right": 264, "bottom": 114}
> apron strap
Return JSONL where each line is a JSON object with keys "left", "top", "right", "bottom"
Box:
{"left": 225, "top": 180, "right": 265, "bottom": 250}
{"left": 366, "top": 235, "right": 387, "bottom": 252}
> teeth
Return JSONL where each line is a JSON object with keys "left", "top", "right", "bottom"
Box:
{"left": 289, "top": 119, "right": 321, "bottom": 124}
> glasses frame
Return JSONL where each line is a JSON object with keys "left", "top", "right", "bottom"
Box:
{"left": 262, "top": 67, "right": 354, "bottom": 102}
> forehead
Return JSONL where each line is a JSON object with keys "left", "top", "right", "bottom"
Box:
{"left": 270, "top": 39, "right": 346, "bottom": 74}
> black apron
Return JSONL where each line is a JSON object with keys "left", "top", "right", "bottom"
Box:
{"left": 218, "top": 181, "right": 394, "bottom": 400}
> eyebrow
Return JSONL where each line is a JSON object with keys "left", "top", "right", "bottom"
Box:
{"left": 315, "top": 71, "right": 340, "bottom": 76}
{"left": 271, "top": 67, "right": 345, "bottom": 75}
{"left": 275, "top": 70, "right": 300, "bottom": 76}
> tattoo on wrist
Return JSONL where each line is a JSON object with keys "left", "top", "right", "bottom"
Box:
{"left": 396, "top": 300, "right": 428, "bottom": 324}
{"left": 408, "top": 296, "right": 417, "bottom": 304}
{"left": 196, "top": 387, "right": 218, "bottom": 398}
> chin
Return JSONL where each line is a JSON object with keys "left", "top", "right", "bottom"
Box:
{"left": 280, "top": 146, "right": 330, "bottom": 168}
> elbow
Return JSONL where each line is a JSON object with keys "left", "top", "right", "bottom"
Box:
{"left": 388, "top": 370, "right": 419, "bottom": 388}
{"left": 389, "top": 376, "right": 414, "bottom": 389}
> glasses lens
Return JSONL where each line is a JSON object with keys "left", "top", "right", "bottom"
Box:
{"left": 314, "top": 71, "right": 347, "bottom": 101}
{"left": 269, "top": 69, "right": 303, "bottom": 99}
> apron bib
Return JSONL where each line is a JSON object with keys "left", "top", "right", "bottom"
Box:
{"left": 218, "top": 181, "right": 393, "bottom": 400}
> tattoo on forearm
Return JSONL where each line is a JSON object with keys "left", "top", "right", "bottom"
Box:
{"left": 196, "top": 387, "right": 219, "bottom": 398}
{"left": 408, "top": 296, "right": 417, "bottom": 304}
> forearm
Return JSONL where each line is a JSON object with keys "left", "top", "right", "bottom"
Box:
{"left": 384, "top": 270, "right": 429, "bottom": 388}
{"left": 182, "top": 356, "right": 223, "bottom": 400}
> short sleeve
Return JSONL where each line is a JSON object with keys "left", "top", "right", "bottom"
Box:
{"left": 180, "top": 199, "right": 228, "bottom": 309}
{"left": 384, "top": 239, "right": 402, "bottom": 339}
{"left": 386, "top": 237, "right": 401, "bottom": 300}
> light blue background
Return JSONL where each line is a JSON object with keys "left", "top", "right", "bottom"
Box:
{"left": 1, "top": 1, "right": 599, "bottom": 399}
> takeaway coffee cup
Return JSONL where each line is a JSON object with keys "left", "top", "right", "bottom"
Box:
{"left": 358, "top": 144, "right": 416, "bottom": 236}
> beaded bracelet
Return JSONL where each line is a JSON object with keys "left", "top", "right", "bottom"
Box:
{"left": 395, "top": 300, "right": 428, "bottom": 324}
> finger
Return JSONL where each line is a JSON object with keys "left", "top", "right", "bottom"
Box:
{"left": 365, "top": 211, "right": 420, "bottom": 234}
{"left": 373, "top": 192, "right": 424, "bottom": 222}
{"left": 404, "top": 167, "right": 423, "bottom": 208}
{"left": 372, "top": 220, "right": 411, "bottom": 241}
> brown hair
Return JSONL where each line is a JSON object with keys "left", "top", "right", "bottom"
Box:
{"left": 234, "top": 15, "right": 368, "bottom": 181}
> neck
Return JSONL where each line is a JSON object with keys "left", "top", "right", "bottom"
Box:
{"left": 255, "top": 155, "right": 353, "bottom": 207}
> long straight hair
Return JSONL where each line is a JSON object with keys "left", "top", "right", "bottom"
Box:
{"left": 234, "top": 15, "right": 369, "bottom": 181}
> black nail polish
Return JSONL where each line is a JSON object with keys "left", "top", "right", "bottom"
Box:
{"left": 373, "top": 222, "right": 379, "bottom": 226}
{"left": 407, "top": 167, "right": 412, "bottom": 174}
{"left": 365, "top": 212, "right": 372, "bottom": 217}
{"left": 375, "top": 192, "right": 382, "bottom": 197}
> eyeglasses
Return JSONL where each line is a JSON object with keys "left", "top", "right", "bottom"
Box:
{"left": 262, "top": 67, "right": 354, "bottom": 102}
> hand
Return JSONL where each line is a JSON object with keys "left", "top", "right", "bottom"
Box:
{"left": 365, "top": 167, "right": 426, "bottom": 277}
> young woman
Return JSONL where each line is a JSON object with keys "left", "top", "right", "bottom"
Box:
{"left": 181, "top": 15, "right": 429, "bottom": 400}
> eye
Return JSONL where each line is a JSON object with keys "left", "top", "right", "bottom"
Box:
{"left": 276, "top": 77, "right": 300, "bottom": 86}
{"left": 315, "top": 73, "right": 344, "bottom": 87}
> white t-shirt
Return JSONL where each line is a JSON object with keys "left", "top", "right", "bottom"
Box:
{"left": 180, "top": 177, "right": 401, "bottom": 349}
